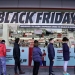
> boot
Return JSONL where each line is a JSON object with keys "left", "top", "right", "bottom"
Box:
{"left": 1, "top": 73, "right": 3, "bottom": 75}
{"left": 19, "top": 71, "right": 25, "bottom": 74}
{"left": 14, "top": 73, "right": 19, "bottom": 75}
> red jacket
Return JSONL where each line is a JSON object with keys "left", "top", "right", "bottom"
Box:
{"left": 0, "top": 43, "right": 6, "bottom": 57}
{"left": 42, "top": 53, "right": 46, "bottom": 61}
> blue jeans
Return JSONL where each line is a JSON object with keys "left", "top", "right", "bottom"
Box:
{"left": 0, "top": 57, "right": 6, "bottom": 75}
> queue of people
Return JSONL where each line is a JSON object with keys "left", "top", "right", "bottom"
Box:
{"left": 32, "top": 37, "right": 70, "bottom": 75}
{"left": 0, "top": 37, "right": 70, "bottom": 75}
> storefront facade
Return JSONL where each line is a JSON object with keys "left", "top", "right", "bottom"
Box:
{"left": 0, "top": 8, "right": 75, "bottom": 66}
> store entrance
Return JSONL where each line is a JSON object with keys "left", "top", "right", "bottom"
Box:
{"left": 1, "top": 24, "right": 75, "bottom": 66}
{"left": 0, "top": 11, "right": 75, "bottom": 66}
{"left": 9, "top": 25, "right": 74, "bottom": 64}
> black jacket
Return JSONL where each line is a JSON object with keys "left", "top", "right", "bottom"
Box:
{"left": 13, "top": 43, "right": 20, "bottom": 59}
{"left": 62, "top": 43, "right": 70, "bottom": 61}
{"left": 48, "top": 43, "right": 55, "bottom": 60}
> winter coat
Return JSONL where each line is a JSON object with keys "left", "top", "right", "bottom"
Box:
{"left": 0, "top": 43, "right": 6, "bottom": 57}
{"left": 62, "top": 43, "right": 70, "bottom": 61}
{"left": 13, "top": 43, "right": 20, "bottom": 59}
{"left": 32, "top": 46, "right": 42, "bottom": 62}
{"left": 48, "top": 43, "right": 55, "bottom": 60}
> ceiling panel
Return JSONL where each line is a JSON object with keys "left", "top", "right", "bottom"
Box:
{"left": 0, "top": 0, "right": 18, "bottom": 7}
{"left": 62, "top": 1, "right": 75, "bottom": 8}
{"left": 18, "top": 0, "right": 40, "bottom": 7}
{"left": 41, "top": 0, "right": 61, "bottom": 8}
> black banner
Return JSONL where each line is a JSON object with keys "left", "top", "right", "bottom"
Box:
{"left": 0, "top": 12, "right": 75, "bottom": 24}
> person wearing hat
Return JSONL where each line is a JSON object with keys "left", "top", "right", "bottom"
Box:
{"left": 32, "top": 40, "right": 42, "bottom": 75}
{"left": 48, "top": 38, "right": 55, "bottom": 75}
{"left": 0, "top": 40, "right": 6, "bottom": 75}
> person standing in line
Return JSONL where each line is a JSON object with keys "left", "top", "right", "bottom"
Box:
{"left": 0, "top": 40, "right": 6, "bottom": 75}
{"left": 32, "top": 40, "right": 42, "bottom": 75}
{"left": 62, "top": 37, "right": 70, "bottom": 75}
{"left": 48, "top": 38, "right": 55, "bottom": 75}
{"left": 45, "top": 41, "right": 48, "bottom": 46}
{"left": 42, "top": 49, "right": 46, "bottom": 66}
{"left": 13, "top": 38, "right": 25, "bottom": 75}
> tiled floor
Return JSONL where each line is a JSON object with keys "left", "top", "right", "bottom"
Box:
{"left": 7, "top": 67, "right": 74, "bottom": 75}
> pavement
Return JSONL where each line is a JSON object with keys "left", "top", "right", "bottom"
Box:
{"left": 7, "top": 66, "right": 74, "bottom": 75}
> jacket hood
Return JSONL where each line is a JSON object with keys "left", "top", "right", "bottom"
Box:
{"left": 0, "top": 43, "right": 5, "bottom": 51}
{"left": 0, "top": 43, "right": 4, "bottom": 47}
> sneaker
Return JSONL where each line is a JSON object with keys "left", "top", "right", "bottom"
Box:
{"left": 63, "top": 72, "right": 66, "bottom": 75}
{"left": 52, "top": 71, "right": 54, "bottom": 72}
{"left": 49, "top": 73, "right": 55, "bottom": 75}
{"left": 63, "top": 73, "right": 70, "bottom": 75}
{"left": 14, "top": 74, "right": 19, "bottom": 75}
{"left": 1, "top": 73, "right": 3, "bottom": 75}
{"left": 19, "top": 71, "right": 25, "bottom": 74}
{"left": 66, "top": 73, "right": 70, "bottom": 75}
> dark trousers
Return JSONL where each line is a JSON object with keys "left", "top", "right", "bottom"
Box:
{"left": 33, "top": 61, "right": 40, "bottom": 75}
{"left": 14, "top": 58, "right": 21, "bottom": 73}
{"left": 42, "top": 61, "right": 46, "bottom": 66}
{"left": 49, "top": 59, "right": 54, "bottom": 74}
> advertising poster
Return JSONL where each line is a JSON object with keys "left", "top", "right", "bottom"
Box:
{"left": 74, "top": 47, "right": 75, "bottom": 66}
{"left": 6, "top": 46, "right": 75, "bottom": 66}
{"left": 54, "top": 48, "right": 64, "bottom": 66}
{"left": 31, "top": 47, "right": 75, "bottom": 66}
{"left": 6, "top": 47, "right": 29, "bottom": 66}
{"left": 54, "top": 48, "right": 75, "bottom": 66}
{"left": 68, "top": 48, "right": 75, "bottom": 66}
{"left": 6, "top": 47, "right": 14, "bottom": 65}
{"left": 20, "top": 47, "right": 29, "bottom": 65}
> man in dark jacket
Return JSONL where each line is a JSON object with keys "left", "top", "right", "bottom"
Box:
{"left": 48, "top": 38, "right": 55, "bottom": 75}
{"left": 13, "top": 38, "right": 25, "bottom": 75}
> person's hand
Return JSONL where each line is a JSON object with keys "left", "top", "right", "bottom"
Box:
{"left": 52, "top": 59, "right": 54, "bottom": 61}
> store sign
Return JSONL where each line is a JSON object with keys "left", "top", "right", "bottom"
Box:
{"left": 0, "top": 12, "right": 75, "bottom": 24}
{"left": 20, "top": 25, "right": 75, "bottom": 28}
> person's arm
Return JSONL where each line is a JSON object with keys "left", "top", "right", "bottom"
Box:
{"left": 14, "top": 45, "right": 20, "bottom": 59}
{"left": 3, "top": 44, "right": 6, "bottom": 57}
{"left": 38, "top": 48, "right": 42, "bottom": 56}
{"left": 43, "top": 53, "right": 46, "bottom": 57}
{"left": 48, "top": 45, "right": 54, "bottom": 59}
{"left": 44, "top": 53, "right": 46, "bottom": 56}
{"left": 63, "top": 44, "right": 69, "bottom": 52}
